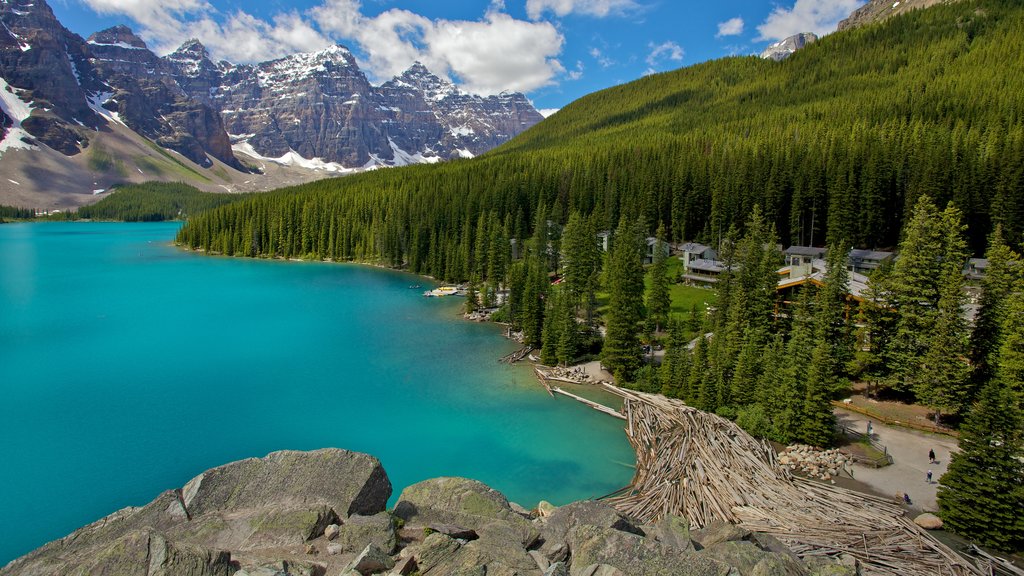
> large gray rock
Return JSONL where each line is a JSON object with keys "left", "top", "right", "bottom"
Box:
{"left": 394, "top": 477, "right": 523, "bottom": 529}
{"left": 0, "top": 449, "right": 389, "bottom": 576}
{"left": 567, "top": 524, "right": 734, "bottom": 576}
{"left": 643, "top": 514, "right": 694, "bottom": 553}
{"left": 336, "top": 512, "right": 397, "bottom": 554}
{"left": 0, "top": 529, "right": 233, "bottom": 576}
{"left": 691, "top": 520, "right": 751, "bottom": 548}
{"left": 538, "top": 500, "right": 642, "bottom": 559}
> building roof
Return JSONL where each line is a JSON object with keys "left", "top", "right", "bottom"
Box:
{"left": 777, "top": 259, "right": 870, "bottom": 301}
{"left": 681, "top": 242, "right": 711, "bottom": 253}
{"left": 848, "top": 249, "right": 894, "bottom": 262}
{"left": 785, "top": 246, "right": 827, "bottom": 257}
{"left": 687, "top": 259, "right": 726, "bottom": 273}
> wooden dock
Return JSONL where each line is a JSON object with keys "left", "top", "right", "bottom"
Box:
{"left": 594, "top": 385, "right": 984, "bottom": 576}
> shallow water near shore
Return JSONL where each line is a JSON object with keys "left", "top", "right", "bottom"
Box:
{"left": 0, "top": 222, "right": 635, "bottom": 564}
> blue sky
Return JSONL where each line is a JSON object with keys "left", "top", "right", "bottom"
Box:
{"left": 49, "top": 0, "right": 865, "bottom": 111}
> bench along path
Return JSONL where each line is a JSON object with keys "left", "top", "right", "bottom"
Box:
{"left": 597, "top": 385, "right": 983, "bottom": 576}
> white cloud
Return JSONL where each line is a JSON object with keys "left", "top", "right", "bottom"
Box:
{"left": 645, "top": 40, "right": 683, "bottom": 67}
{"left": 589, "top": 47, "right": 614, "bottom": 68}
{"left": 756, "top": 0, "right": 865, "bottom": 41}
{"left": 566, "top": 60, "right": 584, "bottom": 80}
{"left": 716, "top": 17, "right": 744, "bottom": 38}
{"left": 525, "top": 0, "right": 639, "bottom": 20}
{"left": 81, "top": 0, "right": 565, "bottom": 96}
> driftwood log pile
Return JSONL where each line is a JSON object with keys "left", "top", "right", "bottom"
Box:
{"left": 599, "top": 385, "right": 983, "bottom": 576}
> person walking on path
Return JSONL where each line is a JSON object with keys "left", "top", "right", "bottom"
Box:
{"left": 928, "top": 448, "right": 935, "bottom": 463}
{"left": 927, "top": 470, "right": 933, "bottom": 483}
{"left": 867, "top": 421, "right": 873, "bottom": 437}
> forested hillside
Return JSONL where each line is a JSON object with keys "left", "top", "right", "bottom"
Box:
{"left": 178, "top": 0, "right": 1024, "bottom": 267}
{"left": 79, "top": 183, "right": 250, "bottom": 222}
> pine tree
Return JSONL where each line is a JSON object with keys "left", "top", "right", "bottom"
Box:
{"left": 602, "top": 218, "right": 647, "bottom": 380}
{"left": 971, "top": 226, "right": 1023, "bottom": 386}
{"left": 996, "top": 291, "right": 1024, "bottom": 397}
{"left": 937, "top": 381, "right": 1024, "bottom": 551}
{"left": 464, "top": 280, "right": 479, "bottom": 315}
{"left": 801, "top": 339, "right": 837, "bottom": 446}
{"left": 541, "top": 289, "right": 563, "bottom": 366}
{"left": 916, "top": 264, "right": 971, "bottom": 422}
{"left": 647, "top": 222, "right": 671, "bottom": 332}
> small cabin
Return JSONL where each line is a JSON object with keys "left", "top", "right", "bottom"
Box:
{"left": 963, "top": 258, "right": 989, "bottom": 282}
{"left": 682, "top": 258, "right": 727, "bottom": 285}
{"left": 680, "top": 242, "right": 718, "bottom": 264}
{"left": 644, "top": 237, "right": 671, "bottom": 264}
{"left": 847, "top": 249, "right": 894, "bottom": 275}
{"left": 784, "top": 246, "right": 827, "bottom": 267}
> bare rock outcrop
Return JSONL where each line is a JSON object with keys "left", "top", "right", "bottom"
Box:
{"left": 2, "top": 450, "right": 854, "bottom": 576}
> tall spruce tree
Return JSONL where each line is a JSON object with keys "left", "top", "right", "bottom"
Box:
{"left": 997, "top": 291, "right": 1024, "bottom": 397}
{"left": 885, "top": 197, "right": 967, "bottom": 394}
{"left": 647, "top": 222, "right": 671, "bottom": 333}
{"left": 801, "top": 339, "right": 837, "bottom": 446}
{"left": 970, "top": 226, "right": 1023, "bottom": 386}
{"left": 561, "top": 211, "right": 602, "bottom": 321}
{"left": 602, "top": 218, "right": 647, "bottom": 380}
{"left": 937, "top": 380, "right": 1024, "bottom": 551}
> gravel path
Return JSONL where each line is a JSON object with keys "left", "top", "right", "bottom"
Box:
{"left": 834, "top": 407, "right": 959, "bottom": 514}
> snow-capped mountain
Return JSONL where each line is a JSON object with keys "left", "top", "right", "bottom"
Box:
{"left": 760, "top": 32, "right": 818, "bottom": 61}
{"left": 0, "top": 0, "right": 544, "bottom": 205}
{"left": 163, "top": 43, "right": 544, "bottom": 168}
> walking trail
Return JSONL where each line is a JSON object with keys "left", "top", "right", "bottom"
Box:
{"left": 834, "top": 407, "right": 959, "bottom": 513}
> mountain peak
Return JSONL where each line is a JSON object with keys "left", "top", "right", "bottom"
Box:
{"left": 760, "top": 32, "right": 817, "bottom": 61}
{"left": 170, "top": 38, "right": 210, "bottom": 60}
{"left": 87, "top": 25, "right": 148, "bottom": 50}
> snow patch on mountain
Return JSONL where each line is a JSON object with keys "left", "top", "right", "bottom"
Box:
{"left": 0, "top": 77, "right": 37, "bottom": 155}
{"left": 232, "top": 141, "right": 354, "bottom": 173}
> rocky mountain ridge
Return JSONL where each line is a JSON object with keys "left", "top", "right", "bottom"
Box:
{"left": 0, "top": 0, "right": 543, "bottom": 205}
{"left": 163, "top": 42, "right": 543, "bottom": 168}
{"left": 760, "top": 32, "right": 819, "bottom": 61}
{"left": 0, "top": 448, "right": 855, "bottom": 576}
{"left": 838, "top": 0, "right": 965, "bottom": 30}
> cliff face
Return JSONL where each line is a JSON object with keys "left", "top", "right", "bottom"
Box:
{"left": 760, "top": 32, "right": 819, "bottom": 61}
{"left": 0, "top": 449, "right": 853, "bottom": 576}
{"left": 838, "top": 0, "right": 965, "bottom": 30}
{"left": 164, "top": 45, "right": 545, "bottom": 167}
{"left": 85, "top": 26, "right": 241, "bottom": 169}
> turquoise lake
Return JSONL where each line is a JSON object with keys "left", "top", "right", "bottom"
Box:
{"left": 0, "top": 222, "right": 635, "bottom": 564}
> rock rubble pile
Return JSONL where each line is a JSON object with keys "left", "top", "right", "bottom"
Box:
{"left": 779, "top": 444, "right": 854, "bottom": 482}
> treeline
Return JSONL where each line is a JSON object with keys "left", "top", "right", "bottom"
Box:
{"left": 78, "top": 183, "right": 249, "bottom": 221}
{"left": 0, "top": 205, "right": 35, "bottom": 220}
{"left": 179, "top": 0, "right": 1024, "bottom": 278}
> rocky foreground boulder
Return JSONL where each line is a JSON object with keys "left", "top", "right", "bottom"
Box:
{"left": 1, "top": 449, "right": 856, "bottom": 576}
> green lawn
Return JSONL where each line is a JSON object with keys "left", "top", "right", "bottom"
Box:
{"left": 595, "top": 253, "right": 718, "bottom": 339}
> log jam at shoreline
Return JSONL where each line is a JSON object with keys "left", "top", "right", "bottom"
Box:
{"left": 584, "top": 384, "right": 984, "bottom": 576}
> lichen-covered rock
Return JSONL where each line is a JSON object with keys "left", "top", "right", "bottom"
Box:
{"left": 0, "top": 449, "right": 389, "bottom": 576}
{"left": 538, "top": 500, "right": 642, "bottom": 559}
{"left": 691, "top": 520, "right": 751, "bottom": 548}
{"left": 698, "top": 540, "right": 802, "bottom": 575}
{"left": 343, "top": 544, "right": 394, "bottom": 575}
{"left": 643, "top": 514, "right": 694, "bottom": 553}
{"left": 336, "top": 512, "right": 397, "bottom": 554}
{"left": 394, "top": 477, "right": 521, "bottom": 528}
{"left": 567, "top": 524, "right": 733, "bottom": 576}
